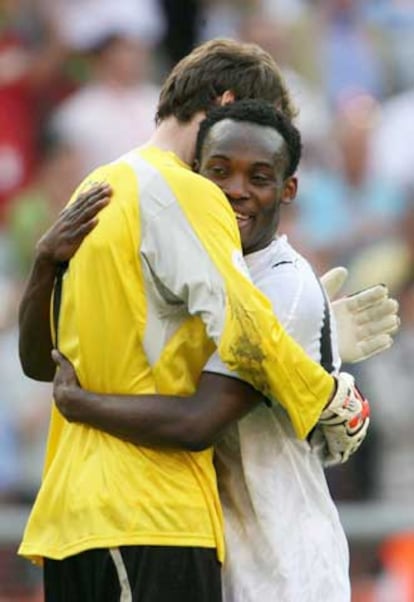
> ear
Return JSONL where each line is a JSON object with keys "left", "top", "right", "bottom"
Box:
{"left": 281, "top": 176, "right": 298, "bottom": 205}
{"left": 218, "top": 90, "right": 236, "bottom": 106}
{"left": 192, "top": 158, "right": 200, "bottom": 172}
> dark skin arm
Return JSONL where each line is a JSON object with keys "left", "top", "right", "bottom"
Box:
{"left": 52, "top": 350, "right": 263, "bottom": 451}
{"left": 18, "top": 184, "right": 112, "bottom": 381}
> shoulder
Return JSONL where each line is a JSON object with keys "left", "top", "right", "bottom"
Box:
{"left": 66, "top": 160, "right": 138, "bottom": 209}
{"left": 251, "top": 237, "right": 316, "bottom": 293}
{"left": 125, "top": 148, "right": 226, "bottom": 203}
{"left": 146, "top": 157, "right": 236, "bottom": 223}
{"left": 252, "top": 237, "right": 325, "bottom": 323}
{"left": 163, "top": 162, "right": 227, "bottom": 201}
{"left": 167, "top": 170, "right": 238, "bottom": 237}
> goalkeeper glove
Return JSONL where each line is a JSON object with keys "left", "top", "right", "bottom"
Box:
{"left": 320, "top": 267, "right": 400, "bottom": 363}
{"left": 317, "top": 372, "right": 370, "bottom": 467}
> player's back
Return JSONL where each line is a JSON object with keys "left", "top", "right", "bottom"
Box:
{"left": 19, "top": 146, "right": 231, "bottom": 564}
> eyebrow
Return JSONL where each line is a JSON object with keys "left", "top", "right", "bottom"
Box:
{"left": 207, "top": 154, "right": 274, "bottom": 169}
{"left": 207, "top": 154, "right": 230, "bottom": 160}
{"left": 250, "top": 161, "right": 274, "bottom": 169}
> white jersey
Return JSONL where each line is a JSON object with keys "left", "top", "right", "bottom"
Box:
{"left": 205, "top": 236, "right": 350, "bottom": 602}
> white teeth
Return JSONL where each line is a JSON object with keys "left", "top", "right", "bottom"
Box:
{"left": 235, "top": 212, "right": 250, "bottom": 220}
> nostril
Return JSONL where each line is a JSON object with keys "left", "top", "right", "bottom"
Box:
{"left": 227, "top": 190, "right": 250, "bottom": 202}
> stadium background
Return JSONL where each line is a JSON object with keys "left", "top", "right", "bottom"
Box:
{"left": 0, "top": 0, "right": 413, "bottom": 600}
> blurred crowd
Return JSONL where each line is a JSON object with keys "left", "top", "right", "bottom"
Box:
{"left": 0, "top": 0, "right": 413, "bottom": 599}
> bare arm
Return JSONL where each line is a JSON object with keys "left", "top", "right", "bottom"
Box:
{"left": 19, "top": 254, "right": 59, "bottom": 381}
{"left": 53, "top": 350, "right": 262, "bottom": 451}
{"left": 18, "top": 184, "right": 111, "bottom": 381}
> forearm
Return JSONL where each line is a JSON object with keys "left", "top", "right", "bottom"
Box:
{"left": 18, "top": 255, "right": 56, "bottom": 381}
{"left": 18, "top": 180, "right": 111, "bottom": 381}
{"left": 56, "top": 373, "right": 260, "bottom": 451}
{"left": 61, "top": 387, "right": 201, "bottom": 449}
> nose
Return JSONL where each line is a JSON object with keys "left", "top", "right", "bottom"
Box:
{"left": 223, "top": 175, "right": 250, "bottom": 201}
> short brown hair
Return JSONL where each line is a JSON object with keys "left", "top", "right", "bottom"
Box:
{"left": 156, "top": 38, "right": 297, "bottom": 124}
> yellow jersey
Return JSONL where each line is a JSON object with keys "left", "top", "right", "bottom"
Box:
{"left": 19, "top": 146, "right": 333, "bottom": 563}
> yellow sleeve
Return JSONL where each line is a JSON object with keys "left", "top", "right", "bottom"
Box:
{"left": 142, "top": 172, "right": 334, "bottom": 439}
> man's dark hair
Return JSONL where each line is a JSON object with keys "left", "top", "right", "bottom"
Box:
{"left": 196, "top": 99, "right": 302, "bottom": 177}
{"left": 156, "top": 38, "right": 297, "bottom": 124}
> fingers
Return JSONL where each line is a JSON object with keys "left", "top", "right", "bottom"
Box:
{"left": 68, "top": 185, "right": 111, "bottom": 220}
{"left": 37, "top": 184, "right": 112, "bottom": 264}
{"left": 51, "top": 349, "right": 62, "bottom": 365}
{"left": 346, "top": 287, "right": 400, "bottom": 339}
{"left": 358, "top": 334, "right": 393, "bottom": 360}
{"left": 73, "top": 182, "right": 112, "bottom": 208}
{"left": 355, "top": 298, "right": 399, "bottom": 325}
{"left": 74, "top": 183, "right": 111, "bottom": 208}
{"left": 51, "top": 349, "right": 70, "bottom": 366}
{"left": 56, "top": 183, "right": 111, "bottom": 251}
{"left": 60, "top": 183, "right": 111, "bottom": 220}
{"left": 65, "top": 217, "right": 99, "bottom": 241}
{"left": 320, "top": 267, "right": 348, "bottom": 300}
{"left": 346, "top": 285, "right": 388, "bottom": 312}
{"left": 359, "top": 312, "right": 400, "bottom": 337}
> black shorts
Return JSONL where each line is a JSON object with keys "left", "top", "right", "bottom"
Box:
{"left": 43, "top": 545, "right": 222, "bottom": 602}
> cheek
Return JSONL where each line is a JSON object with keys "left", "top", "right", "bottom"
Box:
{"left": 257, "top": 194, "right": 279, "bottom": 217}
{"left": 254, "top": 199, "right": 280, "bottom": 234}
{"left": 207, "top": 176, "right": 225, "bottom": 191}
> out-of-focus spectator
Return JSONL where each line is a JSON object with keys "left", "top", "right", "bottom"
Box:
{"left": 359, "top": 277, "right": 414, "bottom": 505}
{"left": 0, "top": 404, "right": 20, "bottom": 501}
{"left": 0, "top": 0, "right": 68, "bottom": 222}
{"left": 50, "top": 28, "right": 160, "bottom": 176}
{"left": 7, "top": 130, "right": 81, "bottom": 278}
{"left": 316, "top": 0, "right": 386, "bottom": 106}
{"left": 345, "top": 192, "right": 414, "bottom": 295}
{"left": 239, "top": 12, "right": 332, "bottom": 161}
{"left": 376, "top": 533, "right": 414, "bottom": 601}
{"left": 258, "top": 0, "right": 307, "bottom": 25}
{"left": 369, "top": 86, "right": 414, "bottom": 194}
{"left": 294, "top": 93, "right": 407, "bottom": 272}
{"left": 0, "top": 272, "right": 51, "bottom": 500}
{"left": 40, "top": 0, "right": 165, "bottom": 52}
{"left": 160, "top": 0, "right": 201, "bottom": 68}
{"left": 364, "top": 0, "right": 414, "bottom": 92}
{"left": 199, "top": 0, "right": 250, "bottom": 41}
{"left": 352, "top": 197, "right": 414, "bottom": 505}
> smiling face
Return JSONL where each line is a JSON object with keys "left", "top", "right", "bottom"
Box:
{"left": 198, "top": 119, "right": 297, "bottom": 254}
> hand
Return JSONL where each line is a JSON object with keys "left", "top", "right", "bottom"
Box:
{"left": 320, "top": 267, "right": 400, "bottom": 363}
{"left": 52, "top": 349, "right": 81, "bottom": 421}
{"left": 318, "top": 372, "right": 370, "bottom": 466}
{"left": 36, "top": 183, "right": 112, "bottom": 264}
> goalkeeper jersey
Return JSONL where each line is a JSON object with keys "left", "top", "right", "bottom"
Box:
{"left": 206, "top": 236, "right": 349, "bottom": 601}
{"left": 19, "top": 147, "right": 334, "bottom": 564}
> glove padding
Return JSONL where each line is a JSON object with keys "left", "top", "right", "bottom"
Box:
{"left": 320, "top": 267, "right": 400, "bottom": 363}
{"left": 317, "top": 372, "right": 370, "bottom": 467}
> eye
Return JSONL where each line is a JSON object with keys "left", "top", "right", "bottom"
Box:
{"left": 251, "top": 173, "right": 272, "bottom": 185}
{"left": 207, "top": 165, "right": 228, "bottom": 178}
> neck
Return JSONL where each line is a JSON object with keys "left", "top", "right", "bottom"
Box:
{"left": 244, "top": 231, "right": 278, "bottom": 256}
{"left": 146, "top": 114, "right": 205, "bottom": 166}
